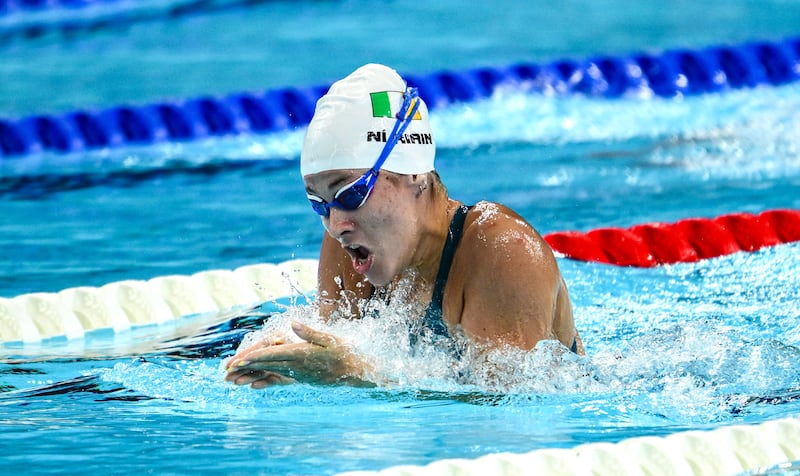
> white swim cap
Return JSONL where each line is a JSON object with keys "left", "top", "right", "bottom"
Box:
{"left": 300, "top": 63, "right": 435, "bottom": 177}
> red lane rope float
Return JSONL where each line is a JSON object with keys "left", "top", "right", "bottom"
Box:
{"left": 543, "top": 209, "right": 800, "bottom": 267}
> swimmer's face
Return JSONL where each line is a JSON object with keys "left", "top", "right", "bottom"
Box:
{"left": 304, "top": 169, "right": 421, "bottom": 286}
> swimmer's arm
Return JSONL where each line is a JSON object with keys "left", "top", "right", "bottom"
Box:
{"left": 455, "top": 214, "right": 573, "bottom": 351}
{"left": 317, "top": 233, "right": 374, "bottom": 320}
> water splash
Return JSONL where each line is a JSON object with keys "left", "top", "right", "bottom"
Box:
{"left": 93, "top": 247, "right": 800, "bottom": 427}
{"left": 82, "top": 241, "right": 800, "bottom": 433}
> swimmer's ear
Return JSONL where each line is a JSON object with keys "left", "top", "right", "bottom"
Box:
{"left": 408, "top": 174, "right": 428, "bottom": 197}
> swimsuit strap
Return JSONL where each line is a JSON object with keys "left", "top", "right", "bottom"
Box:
{"left": 418, "top": 204, "right": 581, "bottom": 355}
{"left": 423, "top": 204, "right": 471, "bottom": 337}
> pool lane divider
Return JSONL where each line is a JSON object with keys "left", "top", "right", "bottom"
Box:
{"left": 0, "top": 259, "right": 319, "bottom": 344}
{"left": 1, "top": 36, "right": 799, "bottom": 158}
{"left": 544, "top": 208, "right": 800, "bottom": 267}
{"left": 2, "top": 208, "right": 798, "bottom": 345}
{"left": 337, "top": 415, "right": 800, "bottom": 476}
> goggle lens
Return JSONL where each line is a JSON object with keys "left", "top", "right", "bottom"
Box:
{"left": 307, "top": 171, "right": 377, "bottom": 217}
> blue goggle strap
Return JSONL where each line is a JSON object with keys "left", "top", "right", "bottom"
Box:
{"left": 370, "top": 87, "right": 421, "bottom": 173}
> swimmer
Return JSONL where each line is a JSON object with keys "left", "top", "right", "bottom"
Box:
{"left": 225, "top": 64, "right": 583, "bottom": 388}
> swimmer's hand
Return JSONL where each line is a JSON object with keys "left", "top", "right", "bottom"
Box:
{"left": 224, "top": 322, "right": 375, "bottom": 388}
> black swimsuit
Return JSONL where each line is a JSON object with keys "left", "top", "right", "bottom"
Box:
{"left": 422, "top": 204, "right": 471, "bottom": 337}
{"left": 421, "top": 204, "right": 579, "bottom": 354}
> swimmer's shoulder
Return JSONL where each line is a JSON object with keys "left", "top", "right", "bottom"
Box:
{"left": 448, "top": 202, "right": 566, "bottom": 346}
{"left": 462, "top": 201, "right": 554, "bottom": 263}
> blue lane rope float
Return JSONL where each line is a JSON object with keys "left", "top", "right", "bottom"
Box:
{"left": 1, "top": 36, "right": 798, "bottom": 158}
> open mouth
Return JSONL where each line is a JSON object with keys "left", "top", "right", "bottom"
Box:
{"left": 344, "top": 245, "right": 373, "bottom": 274}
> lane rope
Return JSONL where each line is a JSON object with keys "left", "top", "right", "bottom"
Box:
{"left": 2, "top": 36, "right": 798, "bottom": 158}
{"left": 0, "top": 258, "right": 317, "bottom": 343}
{"left": 544, "top": 209, "right": 800, "bottom": 267}
{"left": 337, "top": 416, "right": 800, "bottom": 476}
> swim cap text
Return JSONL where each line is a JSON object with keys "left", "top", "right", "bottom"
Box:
{"left": 367, "top": 130, "right": 433, "bottom": 145}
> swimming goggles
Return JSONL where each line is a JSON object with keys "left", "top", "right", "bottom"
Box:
{"left": 307, "top": 87, "right": 422, "bottom": 217}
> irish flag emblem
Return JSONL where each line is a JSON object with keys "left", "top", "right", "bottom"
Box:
{"left": 369, "top": 91, "right": 422, "bottom": 120}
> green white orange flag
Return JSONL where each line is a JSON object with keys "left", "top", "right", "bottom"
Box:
{"left": 369, "top": 91, "right": 422, "bottom": 119}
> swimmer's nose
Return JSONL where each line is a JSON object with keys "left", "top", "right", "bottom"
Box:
{"left": 324, "top": 207, "right": 356, "bottom": 239}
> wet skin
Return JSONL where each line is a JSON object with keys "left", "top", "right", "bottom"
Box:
{"left": 225, "top": 170, "right": 582, "bottom": 388}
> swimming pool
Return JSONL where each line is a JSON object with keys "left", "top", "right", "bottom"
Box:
{"left": 2, "top": 1, "right": 800, "bottom": 475}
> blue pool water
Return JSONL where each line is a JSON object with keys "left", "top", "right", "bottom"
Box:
{"left": 2, "top": 1, "right": 800, "bottom": 475}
